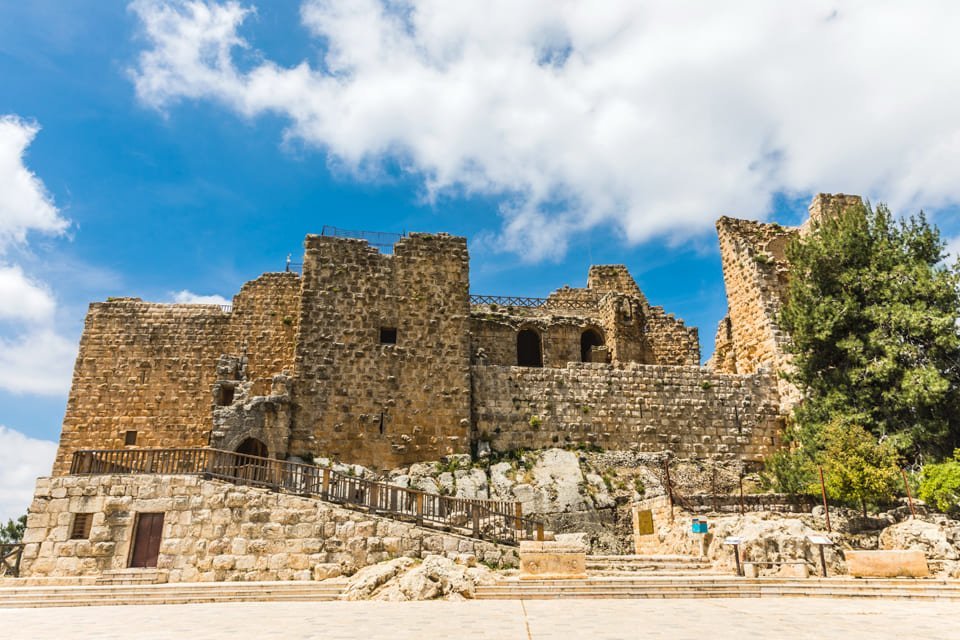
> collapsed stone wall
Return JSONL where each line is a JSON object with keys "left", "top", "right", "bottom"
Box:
{"left": 20, "top": 474, "right": 518, "bottom": 582}
{"left": 290, "top": 233, "right": 472, "bottom": 470}
{"left": 710, "top": 194, "right": 864, "bottom": 411}
{"left": 472, "top": 363, "right": 783, "bottom": 461}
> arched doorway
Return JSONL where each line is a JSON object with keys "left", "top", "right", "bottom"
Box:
{"left": 517, "top": 329, "right": 543, "bottom": 367}
{"left": 581, "top": 328, "right": 605, "bottom": 362}
{"left": 236, "top": 437, "right": 268, "bottom": 458}
{"left": 234, "top": 437, "right": 269, "bottom": 484}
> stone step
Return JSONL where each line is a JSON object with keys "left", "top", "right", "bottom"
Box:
{"left": 475, "top": 577, "right": 960, "bottom": 600}
{"left": 0, "top": 581, "right": 345, "bottom": 607}
{"left": 588, "top": 570, "right": 724, "bottom": 577}
{"left": 587, "top": 555, "right": 703, "bottom": 562}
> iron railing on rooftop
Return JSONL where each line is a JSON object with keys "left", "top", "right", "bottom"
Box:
{"left": 470, "top": 294, "right": 595, "bottom": 310}
{"left": 69, "top": 448, "right": 543, "bottom": 546}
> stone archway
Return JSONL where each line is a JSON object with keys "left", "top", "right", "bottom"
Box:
{"left": 581, "top": 328, "right": 605, "bottom": 363}
{"left": 235, "top": 437, "right": 268, "bottom": 458}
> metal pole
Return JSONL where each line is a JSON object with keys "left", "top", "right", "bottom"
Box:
{"left": 901, "top": 468, "right": 916, "bottom": 518}
{"left": 664, "top": 459, "right": 675, "bottom": 523}
{"left": 818, "top": 545, "right": 828, "bottom": 578}
{"left": 818, "top": 465, "right": 831, "bottom": 533}
{"left": 739, "top": 472, "right": 746, "bottom": 516}
{"left": 733, "top": 545, "right": 742, "bottom": 577}
{"left": 711, "top": 466, "right": 718, "bottom": 512}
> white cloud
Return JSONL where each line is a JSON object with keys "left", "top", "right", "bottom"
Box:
{"left": 0, "top": 425, "right": 57, "bottom": 523}
{"left": 171, "top": 289, "right": 230, "bottom": 305}
{"left": 946, "top": 236, "right": 960, "bottom": 265}
{"left": 0, "top": 264, "right": 55, "bottom": 322}
{"left": 0, "top": 116, "right": 69, "bottom": 253}
{"left": 131, "top": 1, "right": 960, "bottom": 260}
{"left": 0, "top": 329, "right": 77, "bottom": 395}
{"left": 0, "top": 115, "right": 77, "bottom": 396}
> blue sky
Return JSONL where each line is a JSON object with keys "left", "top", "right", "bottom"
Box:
{"left": 1, "top": 1, "right": 960, "bottom": 520}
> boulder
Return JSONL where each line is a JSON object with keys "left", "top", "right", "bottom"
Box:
{"left": 879, "top": 519, "right": 959, "bottom": 561}
{"left": 340, "top": 557, "right": 415, "bottom": 600}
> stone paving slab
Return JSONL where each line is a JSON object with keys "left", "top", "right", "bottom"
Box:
{"left": 0, "top": 598, "right": 955, "bottom": 640}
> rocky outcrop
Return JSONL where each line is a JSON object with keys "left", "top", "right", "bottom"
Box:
{"left": 339, "top": 555, "right": 497, "bottom": 601}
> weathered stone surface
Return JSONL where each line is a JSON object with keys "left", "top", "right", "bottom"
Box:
{"left": 879, "top": 519, "right": 959, "bottom": 561}
{"left": 846, "top": 550, "right": 930, "bottom": 578}
{"left": 20, "top": 475, "right": 519, "bottom": 582}
{"left": 519, "top": 541, "right": 588, "bottom": 580}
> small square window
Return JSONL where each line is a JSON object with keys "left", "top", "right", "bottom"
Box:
{"left": 71, "top": 513, "right": 93, "bottom": 540}
{"left": 379, "top": 327, "right": 397, "bottom": 344}
{"left": 217, "top": 386, "right": 235, "bottom": 406}
{"left": 124, "top": 430, "right": 138, "bottom": 446}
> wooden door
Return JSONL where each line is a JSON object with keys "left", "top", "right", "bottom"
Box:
{"left": 129, "top": 513, "right": 164, "bottom": 568}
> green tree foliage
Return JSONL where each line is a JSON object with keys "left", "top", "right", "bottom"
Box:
{"left": 918, "top": 450, "right": 960, "bottom": 513}
{"left": 780, "top": 201, "right": 960, "bottom": 460}
{"left": 0, "top": 515, "right": 26, "bottom": 544}
{"left": 762, "top": 449, "right": 818, "bottom": 497}
{"left": 820, "top": 422, "right": 901, "bottom": 516}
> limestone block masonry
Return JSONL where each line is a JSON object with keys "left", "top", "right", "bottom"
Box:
{"left": 20, "top": 474, "right": 518, "bottom": 582}
{"left": 473, "top": 364, "right": 783, "bottom": 460}
{"left": 49, "top": 194, "right": 855, "bottom": 476}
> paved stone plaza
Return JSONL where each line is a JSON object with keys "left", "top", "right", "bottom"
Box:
{"left": 1, "top": 598, "right": 955, "bottom": 639}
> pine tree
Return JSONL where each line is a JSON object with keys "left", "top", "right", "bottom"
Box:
{"left": 781, "top": 202, "right": 960, "bottom": 461}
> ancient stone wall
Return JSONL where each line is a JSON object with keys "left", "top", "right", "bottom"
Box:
{"left": 229, "top": 272, "right": 301, "bottom": 380}
{"left": 52, "top": 275, "right": 302, "bottom": 476}
{"left": 472, "top": 363, "right": 782, "bottom": 461}
{"left": 713, "top": 217, "right": 796, "bottom": 377}
{"left": 51, "top": 301, "right": 232, "bottom": 475}
{"left": 20, "top": 474, "right": 518, "bottom": 582}
{"left": 291, "top": 234, "right": 472, "bottom": 470}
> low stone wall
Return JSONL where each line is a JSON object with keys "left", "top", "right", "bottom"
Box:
{"left": 472, "top": 363, "right": 783, "bottom": 460}
{"left": 20, "top": 475, "right": 518, "bottom": 583}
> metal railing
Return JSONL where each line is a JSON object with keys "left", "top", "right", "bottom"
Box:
{"left": 470, "top": 294, "right": 596, "bottom": 310}
{"left": 320, "top": 226, "right": 406, "bottom": 249}
{"left": 70, "top": 448, "right": 543, "bottom": 546}
{"left": 0, "top": 544, "right": 23, "bottom": 577}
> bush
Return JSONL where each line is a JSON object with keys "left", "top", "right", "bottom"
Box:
{"left": 820, "top": 422, "right": 901, "bottom": 516}
{"left": 918, "top": 451, "right": 960, "bottom": 513}
{"left": 762, "top": 449, "right": 818, "bottom": 497}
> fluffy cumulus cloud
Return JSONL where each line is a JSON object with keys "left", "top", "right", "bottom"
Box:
{"left": 0, "top": 116, "right": 76, "bottom": 395}
{"left": 171, "top": 289, "right": 230, "bottom": 305}
{"left": 131, "top": 1, "right": 960, "bottom": 260}
{"left": 0, "top": 425, "right": 57, "bottom": 523}
{"left": 0, "top": 116, "right": 68, "bottom": 252}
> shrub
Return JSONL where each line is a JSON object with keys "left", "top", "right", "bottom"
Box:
{"left": 918, "top": 451, "right": 960, "bottom": 513}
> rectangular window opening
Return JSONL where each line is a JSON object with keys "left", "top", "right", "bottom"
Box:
{"left": 71, "top": 513, "right": 93, "bottom": 540}
{"left": 379, "top": 327, "right": 397, "bottom": 344}
{"left": 124, "top": 430, "right": 138, "bottom": 446}
{"left": 217, "top": 386, "right": 235, "bottom": 406}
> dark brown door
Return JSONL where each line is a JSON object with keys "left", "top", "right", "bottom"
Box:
{"left": 129, "top": 513, "right": 164, "bottom": 568}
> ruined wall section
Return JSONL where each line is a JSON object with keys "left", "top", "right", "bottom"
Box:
{"left": 52, "top": 301, "right": 231, "bottom": 475}
{"left": 228, "top": 272, "right": 301, "bottom": 381}
{"left": 472, "top": 364, "right": 782, "bottom": 461}
{"left": 291, "top": 234, "right": 472, "bottom": 470}
{"left": 714, "top": 217, "right": 796, "bottom": 378}
{"left": 470, "top": 312, "right": 599, "bottom": 368}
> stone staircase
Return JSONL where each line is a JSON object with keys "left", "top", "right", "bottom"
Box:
{"left": 586, "top": 554, "right": 720, "bottom": 577}
{"left": 474, "top": 576, "right": 960, "bottom": 600}
{"left": 95, "top": 569, "right": 168, "bottom": 586}
{"left": 0, "top": 580, "right": 345, "bottom": 608}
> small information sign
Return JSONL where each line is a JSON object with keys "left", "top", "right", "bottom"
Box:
{"left": 723, "top": 536, "right": 744, "bottom": 546}
{"left": 807, "top": 535, "right": 833, "bottom": 546}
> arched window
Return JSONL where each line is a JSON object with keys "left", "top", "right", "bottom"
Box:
{"left": 581, "top": 328, "right": 605, "bottom": 363}
{"left": 517, "top": 329, "right": 543, "bottom": 367}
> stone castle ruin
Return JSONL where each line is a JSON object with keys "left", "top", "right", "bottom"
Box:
{"left": 17, "top": 194, "right": 862, "bottom": 583}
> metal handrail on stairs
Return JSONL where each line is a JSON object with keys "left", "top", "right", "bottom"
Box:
{"left": 69, "top": 448, "right": 544, "bottom": 546}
